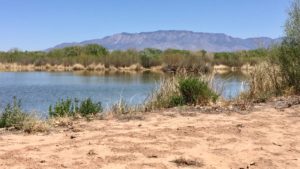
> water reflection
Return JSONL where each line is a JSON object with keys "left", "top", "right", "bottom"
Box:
{"left": 0, "top": 71, "right": 249, "bottom": 115}
{"left": 212, "top": 71, "right": 249, "bottom": 99}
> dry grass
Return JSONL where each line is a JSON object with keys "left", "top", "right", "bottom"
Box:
{"left": 144, "top": 76, "right": 180, "bottom": 111}
{"left": 72, "top": 64, "right": 85, "bottom": 71}
{"left": 48, "top": 117, "right": 74, "bottom": 127}
{"left": 109, "top": 99, "right": 144, "bottom": 121}
{"left": 243, "top": 61, "right": 283, "bottom": 102}
{"left": 144, "top": 74, "right": 217, "bottom": 111}
{"left": 22, "top": 118, "right": 50, "bottom": 133}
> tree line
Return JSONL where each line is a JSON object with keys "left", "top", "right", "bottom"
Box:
{"left": 0, "top": 44, "right": 271, "bottom": 71}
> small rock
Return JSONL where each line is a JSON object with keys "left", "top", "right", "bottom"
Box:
{"left": 70, "top": 135, "right": 76, "bottom": 139}
{"left": 72, "top": 128, "right": 82, "bottom": 132}
{"left": 138, "top": 124, "right": 142, "bottom": 127}
{"left": 61, "top": 164, "right": 68, "bottom": 168}
{"left": 147, "top": 155, "right": 158, "bottom": 158}
{"left": 236, "top": 124, "right": 244, "bottom": 128}
{"left": 87, "top": 149, "right": 97, "bottom": 156}
{"left": 272, "top": 142, "right": 282, "bottom": 147}
{"left": 40, "top": 160, "right": 46, "bottom": 163}
{"left": 250, "top": 162, "right": 256, "bottom": 166}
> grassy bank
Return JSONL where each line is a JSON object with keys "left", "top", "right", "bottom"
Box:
{"left": 0, "top": 76, "right": 220, "bottom": 132}
{"left": 0, "top": 46, "right": 270, "bottom": 73}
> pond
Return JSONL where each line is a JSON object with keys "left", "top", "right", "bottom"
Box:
{"left": 0, "top": 71, "right": 249, "bottom": 115}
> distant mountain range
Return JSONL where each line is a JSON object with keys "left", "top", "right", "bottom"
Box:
{"left": 49, "top": 30, "right": 282, "bottom": 52}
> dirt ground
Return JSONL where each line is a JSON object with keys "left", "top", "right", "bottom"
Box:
{"left": 0, "top": 102, "right": 299, "bottom": 169}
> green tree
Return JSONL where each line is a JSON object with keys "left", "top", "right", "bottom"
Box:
{"left": 140, "top": 48, "right": 162, "bottom": 68}
{"left": 285, "top": 0, "right": 300, "bottom": 43}
{"left": 84, "top": 44, "right": 108, "bottom": 57}
{"left": 63, "top": 46, "right": 82, "bottom": 57}
{"left": 279, "top": 0, "right": 300, "bottom": 93}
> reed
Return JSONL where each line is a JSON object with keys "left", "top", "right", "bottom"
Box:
{"left": 241, "top": 61, "right": 283, "bottom": 102}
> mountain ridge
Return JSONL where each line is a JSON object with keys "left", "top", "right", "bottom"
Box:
{"left": 49, "top": 30, "right": 282, "bottom": 52}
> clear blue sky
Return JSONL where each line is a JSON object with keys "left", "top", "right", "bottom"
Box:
{"left": 0, "top": 0, "right": 291, "bottom": 51}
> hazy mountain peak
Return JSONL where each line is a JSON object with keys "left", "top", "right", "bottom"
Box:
{"left": 49, "top": 30, "right": 281, "bottom": 52}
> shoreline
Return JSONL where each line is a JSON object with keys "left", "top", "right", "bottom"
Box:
{"left": 0, "top": 63, "right": 163, "bottom": 73}
{"left": 0, "top": 97, "right": 299, "bottom": 168}
{"left": 0, "top": 62, "right": 254, "bottom": 74}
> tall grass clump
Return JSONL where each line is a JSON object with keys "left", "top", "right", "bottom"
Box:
{"left": 244, "top": 61, "right": 283, "bottom": 102}
{"left": 109, "top": 98, "right": 144, "bottom": 121}
{"left": 49, "top": 98, "right": 102, "bottom": 118}
{"left": 111, "top": 99, "right": 135, "bottom": 116}
{"left": 111, "top": 99, "right": 132, "bottom": 116}
{"left": 145, "top": 76, "right": 218, "bottom": 110}
{"left": 0, "top": 97, "right": 28, "bottom": 129}
{"left": 145, "top": 77, "right": 180, "bottom": 110}
{"left": 0, "top": 97, "right": 48, "bottom": 133}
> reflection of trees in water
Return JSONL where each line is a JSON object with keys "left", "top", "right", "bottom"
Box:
{"left": 215, "top": 71, "right": 250, "bottom": 82}
{"left": 213, "top": 71, "right": 250, "bottom": 99}
{"left": 68, "top": 71, "right": 163, "bottom": 84}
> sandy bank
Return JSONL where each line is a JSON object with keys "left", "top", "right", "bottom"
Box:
{"left": 213, "top": 64, "right": 254, "bottom": 74}
{"left": 0, "top": 63, "right": 164, "bottom": 73}
{"left": 0, "top": 100, "right": 299, "bottom": 169}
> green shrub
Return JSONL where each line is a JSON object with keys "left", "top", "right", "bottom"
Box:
{"left": 49, "top": 98, "right": 102, "bottom": 118}
{"left": 179, "top": 77, "right": 218, "bottom": 105}
{"left": 79, "top": 98, "right": 102, "bottom": 117}
{"left": 169, "top": 95, "right": 185, "bottom": 107}
{"left": 0, "top": 97, "right": 48, "bottom": 133}
{"left": 279, "top": 40, "right": 300, "bottom": 93}
{"left": 140, "top": 48, "right": 162, "bottom": 68}
{"left": 0, "top": 97, "right": 29, "bottom": 129}
{"left": 49, "top": 98, "right": 75, "bottom": 117}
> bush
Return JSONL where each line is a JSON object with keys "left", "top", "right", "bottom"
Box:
{"left": 169, "top": 95, "right": 185, "bottom": 107}
{"left": 140, "top": 48, "right": 162, "bottom": 68}
{"left": 279, "top": 40, "right": 300, "bottom": 93}
{"left": 0, "top": 97, "right": 28, "bottom": 129}
{"left": 0, "top": 97, "right": 45, "bottom": 133}
{"left": 49, "top": 98, "right": 102, "bottom": 118}
{"left": 79, "top": 98, "right": 102, "bottom": 117}
{"left": 49, "top": 98, "right": 76, "bottom": 117}
{"left": 179, "top": 77, "right": 218, "bottom": 105}
{"left": 144, "top": 76, "right": 218, "bottom": 110}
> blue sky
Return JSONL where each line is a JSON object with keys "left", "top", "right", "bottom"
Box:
{"left": 0, "top": 0, "right": 291, "bottom": 51}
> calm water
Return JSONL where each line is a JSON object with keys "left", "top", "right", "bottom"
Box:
{"left": 0, "top": 71, "right": 248, "bottom": 115}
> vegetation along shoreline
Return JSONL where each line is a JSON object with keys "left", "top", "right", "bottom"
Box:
{"left": 0, "top": 46, "right": 264, "bottom": 73}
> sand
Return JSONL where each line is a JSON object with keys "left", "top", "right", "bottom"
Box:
{"left": 0, "top": 103, "right": 299, "bottom": 169}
